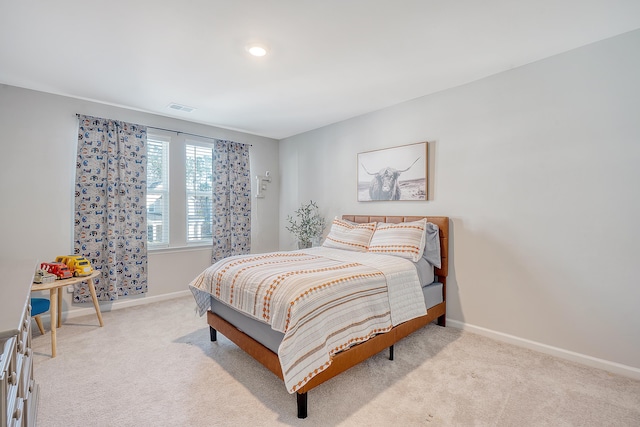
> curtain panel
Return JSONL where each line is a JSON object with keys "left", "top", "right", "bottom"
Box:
{"left": 212, "top": 140, "right": 251, "bottom": 263}
{"left": 74, "top": 115, "right": 148, "bottom": 302}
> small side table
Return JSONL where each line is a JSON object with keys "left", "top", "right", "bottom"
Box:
{"left": 31, "top": 270, "right": 103, "bottom": 357}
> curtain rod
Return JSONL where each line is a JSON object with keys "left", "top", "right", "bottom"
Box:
{"left": 147, "top": 126, "right": 252, "bottom": 146}
{"left": 76, "top": 114, "right": 251, "bottom": 146}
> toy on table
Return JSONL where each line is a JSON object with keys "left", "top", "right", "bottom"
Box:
{"left": 55, "top": 255, "right": 94, "bottom": 277}
{"left": 33, "top": 268, "right": 57, "bottom": 284}
{"left": 40, "top": 262, "right": 73, "bottom": 279}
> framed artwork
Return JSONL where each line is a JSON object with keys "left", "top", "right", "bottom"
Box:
{"left": 357, "top": 142, "right": 427, "bottom": 202}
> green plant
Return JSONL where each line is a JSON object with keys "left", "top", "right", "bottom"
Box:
{"left": 286, "top": 200, "right": 326, "bottom": 248}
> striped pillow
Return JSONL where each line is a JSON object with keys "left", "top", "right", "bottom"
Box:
{"left": 322, "top": 218, "right": 376, "bottom": 252}
{"left": 367, "top": 218, "right": 427, "bottom": 262}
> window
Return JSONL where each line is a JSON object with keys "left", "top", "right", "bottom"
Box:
{"left": 185, "top": 143, "right": 214, "bottom": 243}
{"left": 147, "top": 135, "right": 170, "bottom": 247}
{"left": 146, "top": 131, "right": 216, "bottom": 249}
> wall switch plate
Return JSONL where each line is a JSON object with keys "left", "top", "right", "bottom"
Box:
{"left": 67, "top": 285, "right": 74, "bottom": 293}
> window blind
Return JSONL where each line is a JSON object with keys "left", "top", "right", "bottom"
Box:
{"left": 146, "top": 136, "right": 170, "bottom": 246}
{"left": 186, "top": 143, "right": 214, "bottom": 242}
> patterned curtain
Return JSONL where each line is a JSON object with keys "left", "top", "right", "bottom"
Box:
{"left": 211, "top": 140, "right": 251, "bottom": 263}
{"left": 74, "top": 115, "right": 148, "bottom": 302}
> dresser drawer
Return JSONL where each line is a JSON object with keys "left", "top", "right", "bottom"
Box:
{"left": 4, "top": 383, "right": 19, "bottom": 427}
{"left": 17, "top": 316, "right": 29, "bottom": 358}
{"left": 23, "top": 379, "right": 38, "bottom": 427}
{"left": 1, "top": 338, "right": 18, "bottom": 427}
{"left": 6, "top": 396, "right": 22, "bottom": 427}
{"left": 18, "top": 351, "right": 32, "bottom": 404}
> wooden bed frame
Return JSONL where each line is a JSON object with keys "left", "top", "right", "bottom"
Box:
{"left": 207, "top": 215, "right": 449, "bottom": 418}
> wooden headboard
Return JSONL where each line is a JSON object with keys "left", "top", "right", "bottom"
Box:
{"left": 341, "top": 215, "right": 449, "bottom": 284}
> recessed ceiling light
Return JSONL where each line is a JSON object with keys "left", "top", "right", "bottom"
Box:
{"left": 246, "top": 43, "right": 268, "bottom": 57}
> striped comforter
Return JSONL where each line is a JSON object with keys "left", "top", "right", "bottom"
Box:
{"left": 189, "top": 247, "right": 427, "bottom": 393}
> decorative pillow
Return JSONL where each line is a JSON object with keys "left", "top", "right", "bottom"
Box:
{"left": 367, "top": 218, "right": 427, "bottom": 262}
{"left": 322, "top": 218, "right": 376, "bottom": 252}
{"left": 422, "top": 222, "right": 441, "bottom": 268}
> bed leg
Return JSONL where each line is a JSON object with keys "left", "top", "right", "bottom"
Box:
{"left": 389, "top": 345, "right": 394, "bottom": 361}
{"left": 297, "top": 392, "right": 308, "bottom": 419}
{"left": 209, "top": 326, "right": 217, "bottom": 342}
{"left": 437, "top": 314, "right": 446, "bottom": 327}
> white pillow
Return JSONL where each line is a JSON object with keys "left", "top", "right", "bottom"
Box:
{"left": 367, "top": 218, "right": 427, "bottom": 262}
{"left": 422, "top": 222, "right": 441, "bottom": 268}
{"left": 322, "top": 218, "right": 376, "bottom": 252}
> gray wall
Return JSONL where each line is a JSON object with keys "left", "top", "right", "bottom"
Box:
{"left": 0, "top": 85, "right": 280, "bottom": 315}
{"left": 279, "top": 30, "right": 640, "bottom": 376}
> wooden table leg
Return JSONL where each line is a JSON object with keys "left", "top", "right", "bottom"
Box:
{"left": 87, "top": 277, "right": 104, "bottom": 327}
{"left": 57, "top": 287, "right": 63, "bottom": 328}
{"left": 49, "top": 288, "right": 57, "bottom": 358}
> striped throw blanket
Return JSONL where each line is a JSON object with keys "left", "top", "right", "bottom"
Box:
{"left": 189, "top": 247, "right": 427, "bottom": 393}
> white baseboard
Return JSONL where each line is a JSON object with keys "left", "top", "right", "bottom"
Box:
{"left": 37, "top": 290, "right": 192, "bottom": 323}
{"left": 446, "top": 318, "right": 640, "bottom": 381}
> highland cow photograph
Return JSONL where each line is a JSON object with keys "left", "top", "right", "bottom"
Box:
{"left": 357, "top": 142, "right": 427, "bottom": 201}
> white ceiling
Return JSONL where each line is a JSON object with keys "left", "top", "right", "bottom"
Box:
{"left": 2, "top": 1, "right": 640, "bottom": 140}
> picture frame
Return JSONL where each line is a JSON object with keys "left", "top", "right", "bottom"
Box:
{"left": 357, "top": 142, "right": 427, "bottom": 202}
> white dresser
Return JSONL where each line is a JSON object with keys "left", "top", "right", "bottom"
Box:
{"left": 1, "top": 260, "right": 39, "bottom": 427}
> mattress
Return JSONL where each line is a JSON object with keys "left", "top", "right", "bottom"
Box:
{"left": 210, "top": 281, "right": 444, "bottom": 354}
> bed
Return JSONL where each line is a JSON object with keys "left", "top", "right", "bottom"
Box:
{"left": 189, "top": 215, "right": 449, "bottom": 418}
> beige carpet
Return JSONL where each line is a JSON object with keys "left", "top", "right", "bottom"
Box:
{"left": 31, "top": 296, "right": 640, "bottom": 426}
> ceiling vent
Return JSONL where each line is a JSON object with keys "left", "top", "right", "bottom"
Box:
{"left": 167, "top": 103, "right": 195, "bottom": 113}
